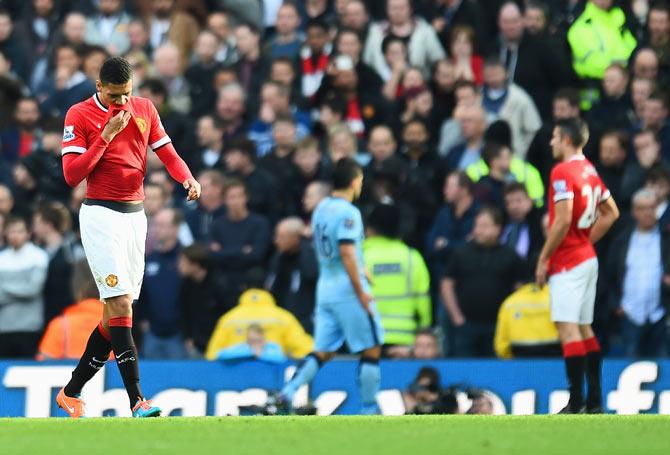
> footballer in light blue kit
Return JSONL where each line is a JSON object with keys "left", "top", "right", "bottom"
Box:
{"left": 275, "top": 158, "right": 384, "bottom": 414}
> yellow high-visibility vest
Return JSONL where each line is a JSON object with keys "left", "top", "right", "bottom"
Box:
{"left": 363, "top": 236, "right": 431, "bottom": 346}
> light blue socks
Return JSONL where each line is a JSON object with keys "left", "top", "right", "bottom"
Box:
{"left": 358, "top": 358, "right": 381, "bottom": 414}
{"left": 281, "top": 354, "right": 321, "bottom": 401}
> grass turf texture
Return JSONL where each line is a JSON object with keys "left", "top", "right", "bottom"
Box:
{"left": 0, "top": 415, "right": 667, "bottom": 455}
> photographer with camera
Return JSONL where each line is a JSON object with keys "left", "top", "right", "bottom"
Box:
{"left": 402, "top": 367, "right": 458, "bottom": 415}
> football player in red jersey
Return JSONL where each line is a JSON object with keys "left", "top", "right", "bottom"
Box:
{"left": 536, "top": 118, "right": 619, "bottom": 414}
{"left": 56, "top": 57, "right": 201, "bottom": 418}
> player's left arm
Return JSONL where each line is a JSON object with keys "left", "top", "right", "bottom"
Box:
{"left": 536, "top": 199, "right": 572, "bottom": 287}
{"left": 589, "top": 196, "right": 620, "bottom": 244}
{"left": 148, "top": 101, "right": 201, "bottom": 201}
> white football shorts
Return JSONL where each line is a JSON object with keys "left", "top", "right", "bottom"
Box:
{"left": 549, "top": 257, "right": 598, "bottom": 324}
{"left": 79, "top": 201, "right": 147, "bottom": 301}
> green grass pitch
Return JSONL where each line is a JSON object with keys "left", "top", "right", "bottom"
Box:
{"left": 0, "top": 415, "right": 667, "bottom": 455}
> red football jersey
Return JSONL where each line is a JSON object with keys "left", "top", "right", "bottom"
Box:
{"left": 548, "top": 155, "right": 610, "bottom": 275}
{"left": 61, "top": 94, "right": 171, "bottom": 201}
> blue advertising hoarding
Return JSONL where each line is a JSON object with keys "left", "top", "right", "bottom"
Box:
{"left": 1, "top": 360, "right": 668, "bottom": 417}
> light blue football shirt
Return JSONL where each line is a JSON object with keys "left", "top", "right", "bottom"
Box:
{"left": 311, "top": 196, "right": 369, "bottom": 303}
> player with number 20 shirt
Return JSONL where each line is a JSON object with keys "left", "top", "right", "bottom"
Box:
{"left": 536, "top": 118, "right": 619, "bottom": 414}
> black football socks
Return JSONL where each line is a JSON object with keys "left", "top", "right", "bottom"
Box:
{"left": 109, "top": 317, "right": 143, "bottom": 407}
{"left": 64, "top": 323, "right": 111, "bottom": 397}
{"left": 562, "top": 341, "right": 586, "bottom": 411}
{"left": 584, "top": 337, "right": 603, "bottom": 409}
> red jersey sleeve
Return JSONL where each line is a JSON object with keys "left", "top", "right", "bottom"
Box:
{"left": 61, "top": 107, "right": 88, "bottom": 155}
{"left": 550, "top": 165, "right": 575, "bottom": 203}
{"left": 147, "top": 102, "right": 172, "bottom": 151}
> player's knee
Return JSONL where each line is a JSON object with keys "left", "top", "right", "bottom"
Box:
{"left": 579, "top": 324, "right": 594, "bottom": 338}
{"left": 106, "top": 295, "right": 133, "bottom": 317}
{"left": 315, "top": 351, "right": 335, "bottom": 362}
{"left": 361, "top": 346, "right": 381, "bottom": 360}
{"left": 556, "top": 322, "right": 581, "bottom": 343}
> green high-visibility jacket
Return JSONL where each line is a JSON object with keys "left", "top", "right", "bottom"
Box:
{"left": 362, "top": 236, "right": 431, "bottom": 346}
{"left": 568, "top": 2, "right": 637, "bottom": 81}
{"left": 465, "top": 157, "right": 545, "bottom": 207}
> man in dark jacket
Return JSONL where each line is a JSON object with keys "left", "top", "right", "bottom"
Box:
{"left": 441, "top": 207, "right": 525, "bottom": 357}
{"left": 607, "top": 189, "right": 670, "bottom": 357}
{"left": 266, "top": 217, "right": 318, "bottom": 334}
{"left": 210, "top": 179, "right": 271, "bottom": 298}
{"left": 486, "top": 1, "right": 574, "bottom": 120}
{"left": 137, "top": 208, "right": 185, "bottom": 359}
{"left": 178, "top": 243, "right": 235, "bottom": 356}
{"left": 32, "top": 203, "right": 83, "bottom": 325}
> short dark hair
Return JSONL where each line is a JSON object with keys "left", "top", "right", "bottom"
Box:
{"left": 448, "top": 171, "right": 474, "bottom": 194}
{"left": 554, "top": 87, "right": 580, "bottom": 108}
{"left": 139, "top": 78, "right": 168, "bottom": 98}
{"left": 199, "top": 114, "right": 225, "bottom": 131}
{"left": 647, "top": 90, "right": 669, "bottom": 109}
{"left": 35, "top": 204, "right": 66, "bottom": 232}
{"left": 382, "top": 34, "right": 406, "bottom": 55}
{"left": 84, "top": 45, "right": 110, "bottom": 59}
{"left": 306, "top": 17, "right": 329, "bottom": 33}
{"left": 481, "top": 142, "right": 510, "bottom": 167}
{"left": 554, "top": 118, "right": 585, "bottom": 147}
{"left": 503, "top": 181, "right": 529, "bottom": 197}
{"left": 647, "top": 164, "right": 670, "bottom": 185}
{"left": 634, "top": 128, "right": 659, "bottom": 143}
{"left": 225, "top": 136, "right": 257, "bottom": 159}
{"left": 144, "top": 181, "right": 168, "bottom": 199}
{"left": 56, "top": 43, "right": 84, "bottom": 59}
{"left": 271, "top": 56, "right": 295, "bottom": 69}
{"left": 181, "top": 243, "right": 210, "bottom": 269}
{"left": 223, "top": 177, "right": 247, "bottom": 195}
{"left": 651, "top": 1, "right": 670, "bottom": 15}
{"left": 484, "top": 120, "right": 512, "bottom": 148}
{"left": 367, "top": 203, "right": 401, "bottom": 238}
{"left": 321, "top": 94, "right": 347, "bottom": 118}
{"left": 336, "top": 27, "right": 362, "bottom": 44}
{"left": 273, "top": 113, "right": 296, "bottom": 126}
{"left": 99, "top": 56, "right": 132, "bottom": 85}
{"left": 600, "top": 130, "right": 629, "bottom": 151}
{"left": 483, "top": 56, "right": 505, "bottom": 70}
{"left": 526, "top": 0, "right": 549, "bottom": 15}
{"left": 477, "top": 206, "right": 504, "bottom": 227}
{"left": 332, "top": 158, "right": 362, "bottom": 190}
{"left": 5, "top": 215, "right": 28, "bottom": 230}
{"left": 453, "top": 79, "right": 478, "bottom": 93}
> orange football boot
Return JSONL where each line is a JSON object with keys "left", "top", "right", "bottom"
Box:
{"left": 56, "top": 388, "right": 86, "bottom": 418}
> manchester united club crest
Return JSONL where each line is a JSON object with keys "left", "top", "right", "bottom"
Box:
{"left": 135, "top": 117, "right": 147, "bottom": 134}
{"left": 105, "top": 274, "right": 118, "bottom": 287}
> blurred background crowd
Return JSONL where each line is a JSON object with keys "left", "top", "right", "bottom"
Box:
{"left": 0, "top": 0, "right": 670, "bottom": 374}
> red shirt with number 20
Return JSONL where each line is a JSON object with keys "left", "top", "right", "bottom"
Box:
{"left": 548, "top": 155, "right": 610, "bottom": 275}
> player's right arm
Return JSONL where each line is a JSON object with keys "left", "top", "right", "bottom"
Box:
{"left": 589, "top": 196, "right": 620, "bottom": 244}
{"left": 340, "top": 243, "right": 373, "bottom": 313}
{"left": 61, "top": 109, "right": 130, "bottom": 187}
{"left": 536, "top": 166, "right": 575, "bottom": 286}
{"left": 336, "top": 208, "right": 373, "bottom": 313}
{"left": 536, "top": 199, "right": 572, "bottom": 287}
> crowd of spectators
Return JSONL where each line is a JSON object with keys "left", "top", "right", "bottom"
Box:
{"left": 1, "top": 0, "right": 670, "bottom": 362}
